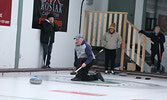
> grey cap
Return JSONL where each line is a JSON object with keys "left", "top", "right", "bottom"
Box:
{"left": 74, "top": 33, "right": 83, "bottom": 39}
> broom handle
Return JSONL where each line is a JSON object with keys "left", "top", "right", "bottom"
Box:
{"left": 74, "top": 49, "right": 104, "bottom": 73}
{"left": 75, "top": 66, "right": 82, "bottom": 73}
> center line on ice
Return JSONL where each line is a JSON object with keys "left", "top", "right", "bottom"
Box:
{"left": 51, "top": 90, "right": 107, "bottom": 96}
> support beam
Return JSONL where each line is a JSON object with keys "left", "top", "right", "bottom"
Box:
{"left": 15, "top": 0, "right": 23, "bottom": 69}
{"left": 120, "top": 14, "right": 127, "bottom": 71}
{"left": 141, "top": 37, "right": 146, "bottom": 72}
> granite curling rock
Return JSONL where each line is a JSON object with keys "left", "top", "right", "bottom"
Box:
{"left": 30, "top": 76, "right": 42, "bottom": 85}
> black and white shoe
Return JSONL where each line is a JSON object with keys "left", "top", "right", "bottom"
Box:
{"left": 105, "top": 70, "right": 108, "bottom": 74}
{"left": 71, "top": 77, "right": 81, "bottom": 81}
{"left": 156, "top": 71, "right": 160, "bottom": 74}
{"left": 96, "top": 73, "right": 105, "bottom": 82}
{"left": 42, "top": 65, "right": 47, "bottom": 69}
{"left": 47, "top": 66, "right": 52, "bottom": 68}
{"left": 111, "top": 70, "right": 115, "bottom": 74}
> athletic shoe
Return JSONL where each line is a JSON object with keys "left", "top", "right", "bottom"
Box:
{"left": 47, "top": 66, "right": 52, "bottom": 68}
{"left": 42, "top": 65, "right": 47, "bottom": 69}
{"left": 151, "top": 64, "right": 155, "bottom": 68}
{"left": 111, "top": 70, "right": 115, "bottom": 74}
{"left": 96, "top": 73, "right": 105, "bottom": 82}
{"left": 71, "top": 77, "right": 81, "bottom": 81}
{"left": 156, "top": 71, "right": 160, "bottom": 74}
{"left": 105, "top": 70, "right": 108, "bottom": 74}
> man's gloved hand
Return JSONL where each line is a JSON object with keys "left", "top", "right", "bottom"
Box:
{"left": 139, "top": 30, "right": 144, "bottom": 34}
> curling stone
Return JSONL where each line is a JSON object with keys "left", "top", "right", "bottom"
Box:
{"left": 30, "top": 76, "right": 42, "bottom": 85}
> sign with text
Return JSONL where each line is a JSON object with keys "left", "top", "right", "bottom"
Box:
{"left": 0, "top": 0, "right": 12, "bottom": 26}
{"left": 32, "top": 0, "right": 69, "bottom": 32}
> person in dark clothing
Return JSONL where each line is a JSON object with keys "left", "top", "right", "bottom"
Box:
{"left": 71, "top": 34, "right": 104, "bottom": 82}
{"left": 139, "top": 26, "right": 165, "bottom": 73}
{"left": 40, "top": 13, "right": 59, "bottom": 68}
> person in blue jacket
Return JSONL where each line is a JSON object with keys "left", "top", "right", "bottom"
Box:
{"left": 71, "top": 34, "right": 104, "bottom": 82}
{"left": 139, "top": 26, "right": 165, "bottom": 73}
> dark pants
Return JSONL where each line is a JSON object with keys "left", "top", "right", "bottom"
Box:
{"left": 42, "top": 43, "right": 53, "bottom": 66}
{"left": 105, "top": 49, "right": 116, "bottom": 71}
{"left": 76, "top": 59, "right": 98, "bottom": 81}
{"left": 151, "top": 49, "right": 163, "bottom": 71}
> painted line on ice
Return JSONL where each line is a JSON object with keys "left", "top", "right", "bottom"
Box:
{"left": 51, "top": 90, "right": 107, "bottom": 96}
{"left": 132, "top": 99, "right": 148, "bottom": 100}
{"left": 0, "top": 95, "right": 45, "bottom": 100}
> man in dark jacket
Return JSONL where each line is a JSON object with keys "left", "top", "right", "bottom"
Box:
{"left": 139, "top": 26, "right": 165, "bottom": 73}
{"left": 71, "top": 34, "right": 104, "bottom": 82}
{"left": 40, "top": 13, "right": 59, "bottom": 68}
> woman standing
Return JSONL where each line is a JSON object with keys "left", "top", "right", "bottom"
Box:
{"left": 102, "top": 23, "right": 122, "bottom": 74}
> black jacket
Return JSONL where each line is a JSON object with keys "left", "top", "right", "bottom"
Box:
{"left": 40, "top": 20, "right": 59, "bottom": 44}
{"left": 139, "top": 30, "right": 165, "bottom": 53}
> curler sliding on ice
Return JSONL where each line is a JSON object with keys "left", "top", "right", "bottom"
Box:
{"left": 71, "top": 34, "right": 104, "bottom": 82}
{"left": 70, "top": 49, "right": 104, "bottom": 75}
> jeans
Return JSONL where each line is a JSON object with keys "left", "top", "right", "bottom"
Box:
{"left": 42, "top": 43, "right": 53, "bottom": 66}
{"left": 151, "top": 50, "right": 163, "bottom": 71}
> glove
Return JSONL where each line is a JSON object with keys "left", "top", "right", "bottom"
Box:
{"left": 139, "top": 30, "right": 143, "bottom": 34}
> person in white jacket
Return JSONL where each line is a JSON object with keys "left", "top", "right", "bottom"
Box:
{"left": 102, "top": 23, "right": 122, "bottom": 74}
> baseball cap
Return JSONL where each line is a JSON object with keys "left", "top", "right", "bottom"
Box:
{"left": 74, "top": 33, "right": 83, "bottom": 39}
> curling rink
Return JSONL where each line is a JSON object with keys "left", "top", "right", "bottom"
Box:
{"left": 0, "top": 71, "right": 167, "bottom": 100}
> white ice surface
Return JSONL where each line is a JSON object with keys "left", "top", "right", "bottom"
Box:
{"left": 0, "top": 71, "right": 166, "bottom": 100}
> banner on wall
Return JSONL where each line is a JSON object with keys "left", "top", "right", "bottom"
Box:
{"left": 0, "top": 0, "right": 12, "bottom": 26}
{"left": 32, "top": 0, "right": 69, "bottom": 32}
{"left": 158, "top": 15, "right": 167, "bottom": 32}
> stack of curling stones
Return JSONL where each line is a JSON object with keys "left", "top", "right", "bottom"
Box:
{"left": 30, "top": 75, "right": 42, "bottom": 85}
